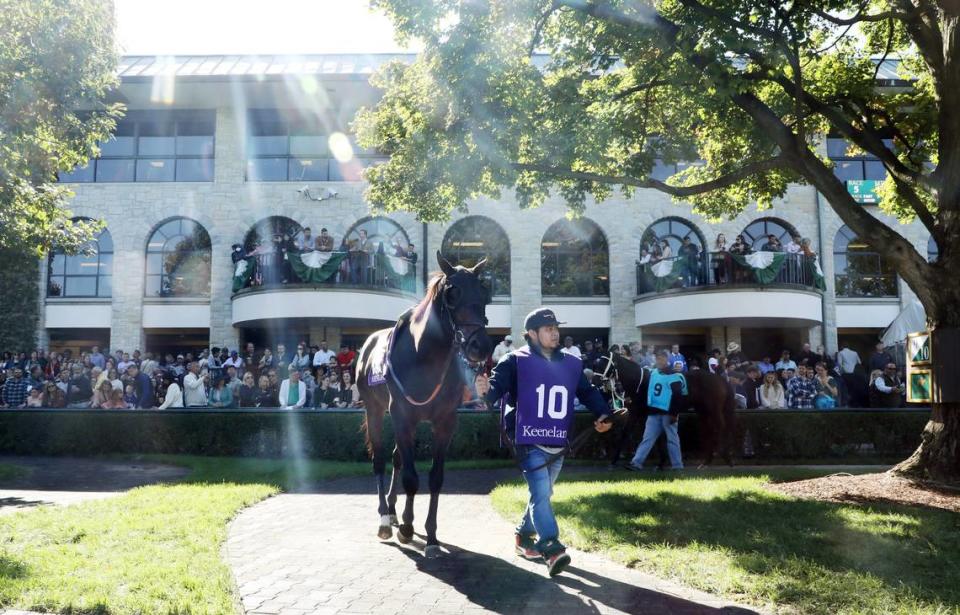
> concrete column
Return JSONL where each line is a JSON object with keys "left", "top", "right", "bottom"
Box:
{"left": 214, "top": 105, "right": 244, "bottom": 185}
{"left": 109, "top": 237, "right": 146, "bottom": 353}
{"left": 35, "top": 257, "right": 49, "bottom": 349}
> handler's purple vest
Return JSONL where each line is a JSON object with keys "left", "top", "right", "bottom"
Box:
{"left": 514, "top": 346, "right": 582, "bottom": 446}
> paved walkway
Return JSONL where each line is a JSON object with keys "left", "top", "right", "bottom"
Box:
{"left": 0, "top": 456, "right": 189, "bottom": 515}
{"left": 226, "top": 469, "right": 763, "bottom": 615}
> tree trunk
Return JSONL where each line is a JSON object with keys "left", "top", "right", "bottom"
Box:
{"left": 892, "top": 283, "right": 960, "bottom": 483}
{"left": 892, "top": 401, "right": 960, "bottom": 483}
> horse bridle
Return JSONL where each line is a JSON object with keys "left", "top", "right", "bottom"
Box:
{"left": 387, "top": 276, "right": 488, "bottom": 407}
{"left": 598, "top": 352, "right": 634, "bottom": 410}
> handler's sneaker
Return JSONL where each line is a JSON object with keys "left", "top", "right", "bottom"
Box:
{"left": 515, "top": 533, "right": 540, "bottom": 560}
{"left": 545, "top": 550, "right": 571, "bottom": 577}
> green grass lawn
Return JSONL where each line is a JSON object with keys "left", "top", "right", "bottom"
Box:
{"left": 491, "top": 470, "right": 960, "bottom": 615}
{"left": 0, "top": 454, "right": 512, "bottom": 614}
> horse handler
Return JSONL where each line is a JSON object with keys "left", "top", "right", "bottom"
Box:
{"left": 476, "top": 308, "right": 611, "bottom": 577}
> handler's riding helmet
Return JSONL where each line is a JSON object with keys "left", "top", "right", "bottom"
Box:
{"left": 523, "top": 308, "right": 565, "bottom": 332}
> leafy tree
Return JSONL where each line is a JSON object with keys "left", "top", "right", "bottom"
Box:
{"left": 0, "top": 0, "right": 122, "bottom": 257}
{"left": 356, "top": 0, "right": 960, "bottom": 481}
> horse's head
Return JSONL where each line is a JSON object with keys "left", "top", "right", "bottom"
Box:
{"left": 437, "top": 251, "right": 493, "bottom": 363}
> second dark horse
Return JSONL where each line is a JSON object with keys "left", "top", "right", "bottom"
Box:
{"left": 599, "top": 352, "right": 737, "bottom": 467}
{"left": 356, "top": 252, "right": 492, "bottom": 557}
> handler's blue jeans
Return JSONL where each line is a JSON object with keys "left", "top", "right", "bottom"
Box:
{"left": 631, "top": 413, "right": 683, "bottom": 469}
{"left": 515, "top": 445, "right": 564, "bottom": 550}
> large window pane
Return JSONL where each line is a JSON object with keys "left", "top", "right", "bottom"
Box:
{"left": 289, "top": 158, "right": 329, "bottom": 181}
{"left": 249, "top": 136, "right": 288, "bottom": 157}
{"left": 136, "top": 158, "right": 176, "bottom": 181}
{"left": 144, "top": 275, "right": 162, "bottom": 297}
{"left": 97, "top": 275, "right": 112, "bottom": 298}
{"left": 95, "top": 159, "right": 135, "bottom": 182}
{"left": 290, "top": 135, "right": 329, "bottom": 156}
{"left": 833, "top": 161, "right": 864, "bottom": 182}
{"left": 50, "top": 254, "right": 66, "bottom": 275}
{"left": 138, "top": 136, "right": 175, "bottom": 156}
{"left": 826, "top": 138, "right": 851, "bottom": 158}
{"left": 59, "top": 162, "right": 95, "bottom": 182}
{"left": 864, "top": 160, "right": 887, "bottom": 181}
{"left": 176, "top": 157, "right": 214, "bottom": 181}
{"left": 247, "top": 158, "right": 287, "bottom": 181}
{"left": 176, "top": 135, "right": 214, "bottom": 156}
{"left": 99, "top": 135, "right": 136, "bottom": 157}
{"left": 64, "top": 276, "right": 97, "bottom": 297}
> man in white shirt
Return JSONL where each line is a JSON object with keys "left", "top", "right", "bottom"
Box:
{"left": 312, "top": 340, "right": 336, "bottom": 367}
{"left": 223, "top": 350, "right": 244, "bottom": 372}
{"left": 183, "top": 362, "right": 208, "bottom": 407}
{"left": 560, "top": 336, "right": 582, "bottom": 358}
{"left": 491, "top": 335, "right": 514, "bottom": 363}
{"left": 279, "top": 370, "right": 307, "bottom": 409}
{"left": 836, "top": 343, "right": 861, "bottom": 375}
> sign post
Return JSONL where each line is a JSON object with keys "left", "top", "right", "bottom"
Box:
{"left": 906, "top": 331, "right": 932, "bottom": 403}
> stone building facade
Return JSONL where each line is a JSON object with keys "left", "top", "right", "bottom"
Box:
{"left": 37, "top": 55, "right": 932, "bottom": 363}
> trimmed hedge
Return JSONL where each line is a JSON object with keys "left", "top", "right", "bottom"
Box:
{"left": 0, "top": 408, "right": 929, "bottom": 462}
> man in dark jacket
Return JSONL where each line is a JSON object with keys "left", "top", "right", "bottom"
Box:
{"left": 477, "top": 308, "right": 610, "bottom": 577}
{"left": 127, "top": 364, "right": 154, "bottom": 410}
{"left": 742, "top": 365, "right": 763, "bottom": 409}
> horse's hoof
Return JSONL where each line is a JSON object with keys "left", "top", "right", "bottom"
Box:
{"left": 424, "top": 544, "right": 442, "bottom": 559}
{"left": 397, "top": 524, "right": 414, "bottom": 544}
{"left": 377, "top": 525, "right": 393, "bottom": 540}
{"left": 389, "top": 514, "right": 399, "bottom": 526}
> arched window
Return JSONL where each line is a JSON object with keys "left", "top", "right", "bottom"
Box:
{"left": 243, "top": 216, "right": 303, "bottom": 253}
{"left": 47, "top": 220, "right": 113, "bottom": 298}
{"left": 145, "top": 218, "right": 212, "bottom": 297}
{"left": 344, "top": 216, "right": 410, "bottom": 253}
{"left": 441, "top": 216, "right": 510, "bottom": 297}
{"left": 928, "top": 236, "right": 939, "bottom": 263}
{"left": 740, "top": 217, "right": 798, "bottom": 251}
{"left": 640, "top": 217, "right": 705, "bottom": 258}
{"left": 833, "top": 225, "right": 898, "bottom": 297}
{"left": 541, "top": 218, "right": 609, "bottom": 297}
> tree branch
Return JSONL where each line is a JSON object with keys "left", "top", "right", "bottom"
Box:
{"left": 528, "top": 1, "right": 559, "bottom": 56}
{"left": 809, "top": 5, "right": 917, "bottom": 25}
{"left": 891, "top": 174, "right": 940, "bottom": 238}
{"left": 512, "top": 156, "right": 787, "bottom": 197}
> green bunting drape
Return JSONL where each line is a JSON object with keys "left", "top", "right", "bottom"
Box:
{"left": 805, "top": 257, "right": 827, "bottom": 291}
{"left": 643, "top": 258, "right": 685, "bottom": 292}
{"left": 376, "top": 252, "right": 417, "bottom": 292}
{"left": 731, "top": 252, "right": 787, "bottom": 285}
{"left": 288, "top": 251, "right": 349, "bottom": 283}
{"left": 232, "top": 257, "right": 254, "bottom": 292}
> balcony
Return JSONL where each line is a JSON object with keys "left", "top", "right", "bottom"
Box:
{"left": 231, "top": 250, "right": 419, "bottom": 326}
{"left": 634, "top": 252, "right": 825, "bottom": 328}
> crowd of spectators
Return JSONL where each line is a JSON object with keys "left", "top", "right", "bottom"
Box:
{"left": 638, "top": 231, "right": 820, "bottom": 291}
{"left": 0, "top": 341, "right": 365, "bottom": 410}
{"left": 233, "top": 224, "right": 418, "bottom": 289}
{"left": 486, "top": 334, "right": 909, "bottom": 411}
{"left": 1, "top": 333, "right": 909, "bottom": 412}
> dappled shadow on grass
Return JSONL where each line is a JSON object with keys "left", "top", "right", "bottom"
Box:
{"left": 0, "top": 554, "right": 27, "bottom": 582}
{"left": 549, "top": 477, "right": 960, "bottom": 613}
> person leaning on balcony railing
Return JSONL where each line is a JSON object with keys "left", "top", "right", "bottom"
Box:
{"left": 297, "top": 227, "right": 314, "bottom": 252}
{"left": 712, "top": 233, "right": 728, "bottom": 284}
{"left": 315, "top": 227, "right": 334, "bottom": 252}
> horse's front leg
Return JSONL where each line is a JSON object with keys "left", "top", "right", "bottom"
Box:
{"left": 394, "top": 418, "right": 419, "bottom": 544}
{"left": 424, "top": 417, "right": 455, "bottom": 558}
{"left": 386, "top": 444, "right": 401, "bottom": 526}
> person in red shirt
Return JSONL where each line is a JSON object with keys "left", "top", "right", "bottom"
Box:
{"left": 336, "top": 343, "right": 356, "bottom": 369}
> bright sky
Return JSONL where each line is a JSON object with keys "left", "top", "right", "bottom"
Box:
{"left": 115, "top": 0, "right": 421, "bottom": 55}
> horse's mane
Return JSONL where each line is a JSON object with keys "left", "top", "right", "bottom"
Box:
{"left": 412, "top": 272, "right": 445, "bottom": 321}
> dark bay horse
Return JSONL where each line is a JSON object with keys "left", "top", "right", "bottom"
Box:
{"left": 356, "top": 252, "right": 492, "bottom": 557}
{"left": 599, "top": 352, "right": 737, "bottom": 467}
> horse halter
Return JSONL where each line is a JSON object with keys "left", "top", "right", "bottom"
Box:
{"left": 441, "top": 281, "right": 488, "bottom": 351}
{"left": 598, "top": 352, "right": 631, "bottom": 411}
